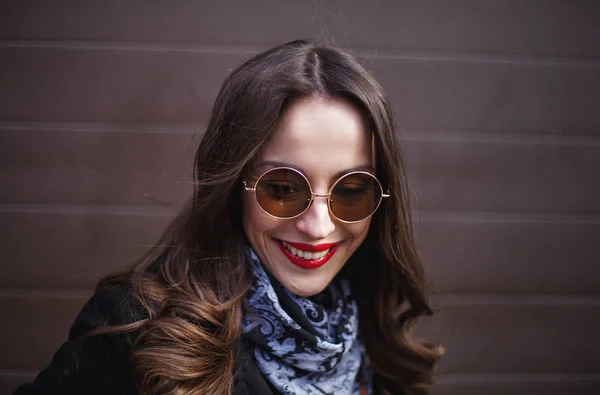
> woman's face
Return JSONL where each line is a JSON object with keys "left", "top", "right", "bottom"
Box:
{"left": 242, "top": 97, "right": 373, "bottom": 297}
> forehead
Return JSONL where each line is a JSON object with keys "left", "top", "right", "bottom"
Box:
{"left": 258, "top": 97, "right": 371, "bottom": 176}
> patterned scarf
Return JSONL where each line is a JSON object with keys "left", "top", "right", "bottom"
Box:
{"left": 241, "top": 248, "right": 372, "bottom": 395}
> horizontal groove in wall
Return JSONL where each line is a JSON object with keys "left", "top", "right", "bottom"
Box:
{"left": 0, "top": 369, "right": 42, "bottom": 377}
{"left": 2, "top": 289, "right": 599, "bottom": 305}
{"left": 415, "top": 210, "right": 600, "bottom": 224}
{"left": 432, "top": 294, "right": 600, "bottom": 307}
{"left": 0, "top": 203, "right": 179, "bottom": 216}
{"left": 2, "top": 204, "right": 600, "bottom": 224}
{"left": 0, "top": 289, "right": 92, "bottom": 298}
{"left": 0, "top": 121, "right": 202, "bottom": 135}
{"left": 0, "top": 39, "right": 267, "bottom": 55}
{"left": 360, "top": 47, "right": 600, "bottom": 67}
{"left": 1, "top": 40, "right": 599, "bottom": 67}
{"left": 436, "top": 372, "right": 600, "bottom": 384}
{"left": 401, "top": 129, "right": 600, "bottom": 146}
{"left": 3, "top": 121, "right": 600, "bottom": 143}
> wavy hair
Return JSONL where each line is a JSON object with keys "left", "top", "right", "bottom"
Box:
{"left": 92, "top": 40, "right": 443, "bottom": 395}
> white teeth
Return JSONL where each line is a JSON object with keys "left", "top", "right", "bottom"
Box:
{"left": 316, "top": 250, "right": 328, "bottom": 259}
{"left": 281, "top": 241, "right": 330, "bottom": 260}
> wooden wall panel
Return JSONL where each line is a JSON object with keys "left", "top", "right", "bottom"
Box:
{"left": 372, "top": 59, "right": 600, "bottom": 134}
{"left": 1, "top": 48, "right": 599, "bottom": 134}
{"left": 416, "top": 220, "right": 600, "bottom": 294}
{"left": 0, "top": 125, "right": 196, "bottom": 205}
{"left": 0, "top": 47, "right": 242, "bottom": 122}
{"left": 0, "top": 211, "right": 171, "bottom": 289}
{"left": 2, "top": 0, "right": 599, "bottom": 57}
{"left": 403, "top": 139, "right": 600, "bottom": 213}
{"left": 415, "top": 299, "right": 600, "bottom": 373}
{"left": 0, "top": 373, "right": 37, "bottom": 395}
{"left": 2, "top": 127, "right": 598, "bottom": 213}
{"left": 0, "top": 293, "right": 89, "bottom": 370}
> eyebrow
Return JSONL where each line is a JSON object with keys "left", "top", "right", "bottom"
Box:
{"left": 256, "top": 160, "right": 376, "bottom": 179}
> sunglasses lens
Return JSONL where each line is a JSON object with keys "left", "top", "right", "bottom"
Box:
{"left": 255, "top": 169, "right": 311, "bottom": 218}
{"left": 331, "top": 173, "right": 382, "bottom": 222}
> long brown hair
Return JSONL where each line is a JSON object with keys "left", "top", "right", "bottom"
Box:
{"left": 92, "top": 40, "right": 443, "bottom": 395}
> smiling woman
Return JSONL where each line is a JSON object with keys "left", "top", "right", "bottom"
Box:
{"left": 14, "top": 40, "right": 443, "bottom": 395}
{"left": 242, "top": 97, "right": 374, "bottom": 296}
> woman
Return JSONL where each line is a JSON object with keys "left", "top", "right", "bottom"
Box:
{"left": 14, "top": 40, "right": 443, "bottom": 395}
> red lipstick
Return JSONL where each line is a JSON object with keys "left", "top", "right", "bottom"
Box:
{"left": 283, "top": 241, "right": 337, "bottom": 252}
{"left": 275, "top": 239, "right": 340, "bottom": 269}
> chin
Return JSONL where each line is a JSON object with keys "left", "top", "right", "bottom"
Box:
{"left": 285, "top": 282, "right": 329, "bottom": 297}
{"left": 278, "top": 273, "right": 335, "bottom": 297}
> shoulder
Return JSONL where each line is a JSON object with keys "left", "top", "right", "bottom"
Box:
{"left": 69, "top": 284, "right": 149, "bottom": 339}
{"left": 232, "top": 338, "right": 276, "bottom": 395}
{"left": 13, "top": 285, "right": 147, "bottom": 395}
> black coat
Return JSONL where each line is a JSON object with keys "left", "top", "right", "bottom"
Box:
{"left": 13, "top": 286, "right": 278, "bottom": 395}
{"left": 13, "top": 286, "right": 391, "bottom": 395}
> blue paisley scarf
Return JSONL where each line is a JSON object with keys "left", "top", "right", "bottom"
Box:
{"left": 241, "top": 248, "right": 373, "bottom": 395}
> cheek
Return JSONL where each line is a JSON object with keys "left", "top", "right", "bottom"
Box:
{"left": 347, "top": 220, "right": 371, "bottom": 248}
{"left": 242, "top": 192, "right": 261, "bottom": 237}
{"left": 242, "top": 192, "right": 278, "bottom": 243}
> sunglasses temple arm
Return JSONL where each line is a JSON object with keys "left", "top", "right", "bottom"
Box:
{"left": 242, "top": 181, "right": 256, "bottom": 192}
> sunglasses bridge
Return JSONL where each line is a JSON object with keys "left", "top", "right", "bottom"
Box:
{"left": 306, "top": 192, "right": 332, "bottom": 199}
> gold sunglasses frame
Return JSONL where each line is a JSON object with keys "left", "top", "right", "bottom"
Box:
{"left": 242, "top": 167, "right": 391, "bottom": 223}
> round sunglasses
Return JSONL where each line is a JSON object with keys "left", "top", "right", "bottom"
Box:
{"left": 243, "top": 167, "right": 390, "bottom": 223}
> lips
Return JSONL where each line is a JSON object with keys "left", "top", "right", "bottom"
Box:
{"left": 274, "top": 239, "right": 341, "bottom": 269}
{"left": 284, "top": 241, "right": 338, "bottom": 252}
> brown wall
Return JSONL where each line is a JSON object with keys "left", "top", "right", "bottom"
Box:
{"left": 1, "top": 1, "right": 600, "bottom": 394}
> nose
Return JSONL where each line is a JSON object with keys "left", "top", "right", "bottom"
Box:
{"left": 295, "top": 196, "right": 336, "bottom": 239}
